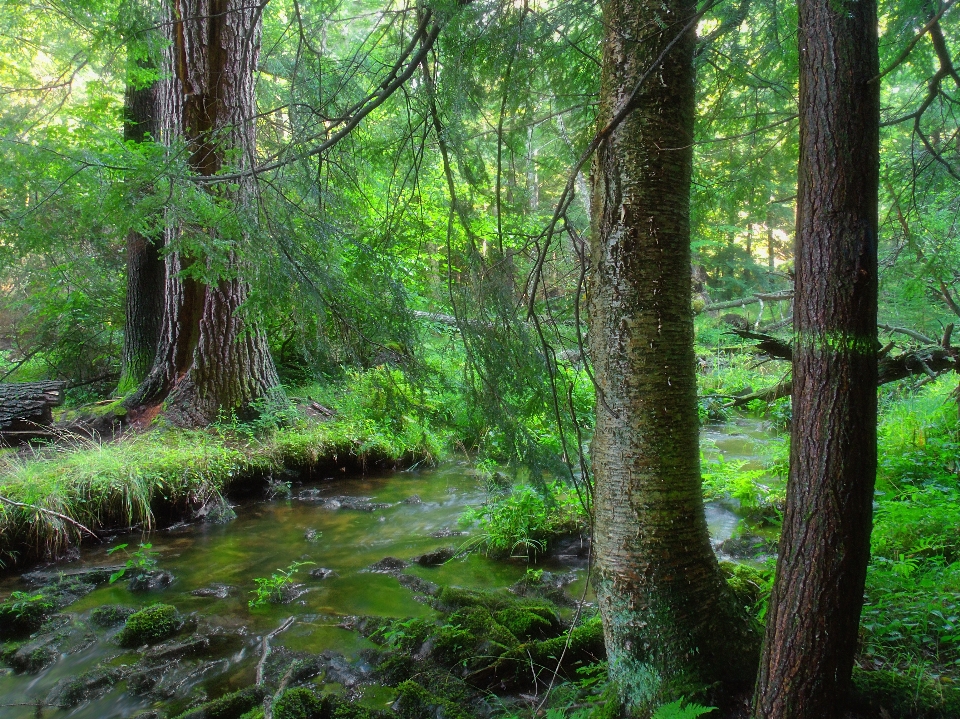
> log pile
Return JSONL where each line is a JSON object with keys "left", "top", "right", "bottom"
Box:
{"left": 0, "top": 381, "right": 66, "bottom": 441}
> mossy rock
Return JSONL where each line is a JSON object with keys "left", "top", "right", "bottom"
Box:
{"left": 173, "top": 686, "right": 267, "bottom": 719}
{"left": 493, "top": 606, "right": 555, "bottom": 640}
{"left": 116, "top": 603, "right": 182, "bottom": 647}
{"left": 0, "top": 592, "right": 55, "bottom": 639}
{"left": 719, "top": 561, "right": 771, "bottom": 611}
{"left": 49, "top": 667, "right": 123, "bottom": 706}
{"left": 466, "top": 616, "right": 605, "bottom": 691}
{"left": 91, "top": 604, "right": 136, "bottom": 628}
{"left": 851, "top": 668, "right": 960, "bottom": 719}
{"left": 393, "top": 680, "right": 474, "bottom": 719}
{"left": 432, "top": 606, "right": 517, "bottom": 668}
{"left": 273, "top": 687, "right": 325, "bottom": 719}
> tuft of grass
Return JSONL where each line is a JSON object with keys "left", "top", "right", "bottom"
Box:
{"left": 0, "top": 394, "right": 443, "bottom": 566}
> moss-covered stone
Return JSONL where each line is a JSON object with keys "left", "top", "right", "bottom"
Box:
{"left": 116, "top": 603, "right": 182, "bottom": 647}
{"left": 173, "top": 686, "right": 267, "bottom": 719}
{"left": 273, "top": 687, "right": 324, "bottom": 719}
{"left": 393, "top": 680, "right": 474, "bottom": 719}
{"left": 719, "top": 561, "right": 771, "bottom": 615}
{"left": 49, "top": 667, "right": 123, "bottom": 706}
{"left": 0, "top": 591, "right": 55, "bottom": 639}
{"left": 467, "top": 616, "right": 605, "bottom": 691}
{"left": 432, "top": 606, "right": 517, "bottom": 668}
{"left": 90, "top": 604, "right": 136, "bottom": 628}
{"left": 493, "top": 606, "right": 554, "bottom": 640}
{"left": 851, "top": 668, "right": 960, "bottom": 719}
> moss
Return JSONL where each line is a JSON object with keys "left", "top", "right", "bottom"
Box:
{"left": 432, "top": 607, "right": 517, "bottom": 667}
{"left": 90, "top": 604, "right": 136, "bottom": 627}
{"left": 470, "top": 616, "right": 606, "bottom": 691}
{"left": 851, "top": 668, "right": 960, "bottom": 719}
{"left": 434, "top": 587, "right": 560, "bottom": 630}
{"left": 116, "top": 603, "right": 181, "bottom": 647}
{"left": 393, "top": 680, "right": 474, "bottom": 719}
{"left": 493, "top": 606, "right": 555, "bottom": 640}
{"left": 719, "top": 561, "right": 770, "bottom": 612}
{"left": 273, "top": 687, "right": 324, "bottom": 719}
{"left": 173, "top": 686, "right": 267, "bottom": 719}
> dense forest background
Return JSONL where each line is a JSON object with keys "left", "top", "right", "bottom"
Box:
{"left": 1, "top": 0, "right": 959, "bottom": 717}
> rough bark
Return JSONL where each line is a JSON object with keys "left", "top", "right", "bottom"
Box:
{"left": 0, "top": 381, "right": 65, "bottom": 438}
{"left": 588, "top": 0, "right": 759, "bottom": 708}
{"left": 753, "top": 1, "right": 880, "bottom": 717}
{"left": 127, "top": 0, "right": 281, "bottom": 426}
{"left": 118, "top": 77, "right": 165, "bottom": 395}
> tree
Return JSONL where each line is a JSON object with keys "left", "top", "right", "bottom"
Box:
{"left": 127, "top": 0, "right": 281, "bottom": 425}
{"left": 587, "top": 0, "right": 758, "bottom": 709}
{"left": 117, "top": 63, "right": 164, "bottom": 395}
{"left": 752, "top": 0, "right": 880, "bottom": 716}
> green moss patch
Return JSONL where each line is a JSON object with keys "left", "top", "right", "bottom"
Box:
{"left": 172, "top": 686, "right": 267, "bottom": 719}
{"left": 116, "top": 603, "right": 182, "bottom": 647}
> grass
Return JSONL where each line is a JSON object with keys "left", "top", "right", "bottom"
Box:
{"left": 0, "top": 383, "right": 447, "bottom": 567}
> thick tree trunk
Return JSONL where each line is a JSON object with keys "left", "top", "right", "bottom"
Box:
{"left": 118, "top": 78, "right": 165, "bottom": 395}
{"left": 753, "top": 1, "right": 879, "bottom": 717}
{"left": 588, "top": 0, "right": 758, "bottom": 709}
{"left": 127, "top": 0, "right": 281, "bottom": 425}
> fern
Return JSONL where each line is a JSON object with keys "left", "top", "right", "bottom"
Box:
{"left": 651, "top": 697, "right": 717, "bottom": 719}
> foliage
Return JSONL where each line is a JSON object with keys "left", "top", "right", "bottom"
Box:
{"left": 458, "top": 481, "right": 588, "bottom": 558}
{"left": 106, "top": 542, "right": 160, "bottom": 584}
{"left": 249, "top": 561, "right": 313, "bottom": 608}
{"left": 651, "top": 699, "right": 717, "bottom": 719}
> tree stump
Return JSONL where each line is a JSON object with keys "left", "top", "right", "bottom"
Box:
{"left": 0, "top": 381, "right": 66, "bottom": 441}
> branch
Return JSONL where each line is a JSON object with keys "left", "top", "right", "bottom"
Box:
{"left": 879, "top": 323, "right": 935, "bottom": 344}
{"left": 256, "top": 616, "right": 296, "bottom": 685}
{"left": 0, "top": 496, "right": 99, "bottom": 541}
{"left": 871, "top": 0, "right": 958, "bottom": 83}
{"left": 702, "top": 291, "right": 794, "bottom": 312}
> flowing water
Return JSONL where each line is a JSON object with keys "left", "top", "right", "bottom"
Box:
{"left": 0, "top": 420, "right": 776, "bottom": 717}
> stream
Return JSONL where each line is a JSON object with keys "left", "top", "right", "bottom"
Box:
{"left": 0, "top": 420, "right": 778, "bottom": 717}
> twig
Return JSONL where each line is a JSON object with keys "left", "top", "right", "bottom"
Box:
{"left": 264, "top": 660, "right": 298, "bottom": 719}
{"left": 256, "top": 616, "right": 296, "bottom": 685}
{"left": 0, "top": 495, "right": 100, "bottom": 541}
{"left": 871, "top": 0, "right": 958, "bottom": 83}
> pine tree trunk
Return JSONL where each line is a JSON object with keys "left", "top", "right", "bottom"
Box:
{"left": 127, "top": 0, "right": 281, "bottom": 425}
{"left": 588, "top": 0, "right": 759, "bottom": 708}
{"left": 118, "top": 78, "right": 165, "bottom": 395}
{"left": 753, "top": 1, "right": 879, "bottom": 716}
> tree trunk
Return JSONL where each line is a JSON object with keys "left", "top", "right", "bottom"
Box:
{"left": 127, "top": 0, "right": 281, "bottom": 426}
{"left": 753, "top": 1, "right": 879, "bottom": 716}
{"left": 588, "top": 0, "right": 759, "bottom": 709}
{"left": 118, "top": 77, "right": 165, "bottom": 395}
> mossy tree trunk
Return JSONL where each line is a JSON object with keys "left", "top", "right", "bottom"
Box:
{"left": 752, "top": 1, "right": 879, "bottom": 717}
{"left": 588, "top": 0, "right": 759, "bottom": 710}
{"left": 127, "top": 0, "right": 281, "bottom": 426}
{"left": 118, "top": 76, "right": 165, "bottom": 396}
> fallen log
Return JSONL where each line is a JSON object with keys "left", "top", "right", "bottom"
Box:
{"left": 726, "top": 329, "right": 958, "bottom": 406}
{"left": 0, "top": 381, "right": 66, "bottom": 441}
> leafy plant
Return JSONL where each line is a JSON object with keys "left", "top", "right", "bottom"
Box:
{"left": 249, "top": 560, "right": 313, "bottom": 608}
{"left": 106, "top": 543, "right": 160, "bottom": 584}
{"left": 651, "top": 697, "right": 717, "bottom": 719}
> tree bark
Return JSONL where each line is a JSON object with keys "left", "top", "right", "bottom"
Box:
{"left": 588, "top": 0, "right": 758, "bottom": 709}
{"left": 127, "top": 0, "right": 281, "bottom": 426}
{"left": 118, "top": 77, "right": 165, "bottom": 395}
{"left": 753, "top": 1, "right": 879, "bottom": 717}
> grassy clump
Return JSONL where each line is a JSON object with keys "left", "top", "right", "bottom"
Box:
{"left": 0, "top": 379, "right": 446, "bottom": 566}
{"left": 115, "top": 603, "right": 181, "bottom": 647}
{"left": 457, "top": 481, "right": 588, "bottom": 558}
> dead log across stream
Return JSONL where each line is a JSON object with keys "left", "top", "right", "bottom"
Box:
{"left": 0, "top": 381, "right": 66, "bottom": 440}
{"left": 727, "top": 327, "right": 958, "bottom": 406}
